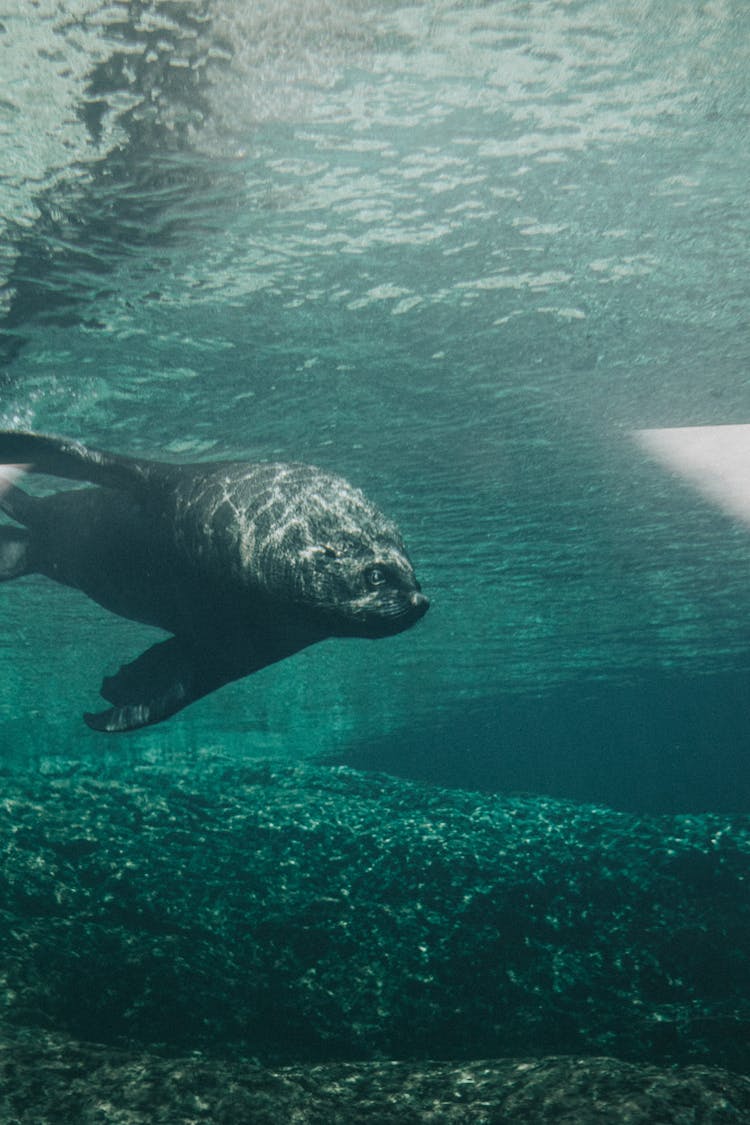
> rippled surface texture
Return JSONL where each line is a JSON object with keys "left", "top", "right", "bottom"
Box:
{"left": 2, "top": 1, "right": 750, "bottom": 811}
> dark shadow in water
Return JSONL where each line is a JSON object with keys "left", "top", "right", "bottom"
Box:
{"left": 0, "top": 1, "right": 234, "bottom": 369}
{"left": 325, "top": 669, "right": 750, "bottom": 815}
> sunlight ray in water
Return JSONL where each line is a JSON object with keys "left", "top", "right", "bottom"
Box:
{"left": 636, "top": 425, "right": 750, "bottom": 527}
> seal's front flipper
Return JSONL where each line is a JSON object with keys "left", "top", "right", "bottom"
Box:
{"left": 84, "top": 636, "right": 233, "bottom": 732}
{"left": 0, "top": 431, "right": 156, "bottom": 499}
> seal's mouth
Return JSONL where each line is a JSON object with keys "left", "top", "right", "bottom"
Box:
{"left": 408, "top": 591, "right": 430, "bottom": 619}
{"left": 363, "top": 589, "right": 430, "bottom": 637}
{"left": 315, "top": 586, "right": 429, "bottom": 638}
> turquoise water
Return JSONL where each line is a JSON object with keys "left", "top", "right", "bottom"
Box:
{"left": 2, "top": 0, "right": 750, "bottom": 812}
{"left": 3, "top": 4, "right": 750, "bottom": 1101}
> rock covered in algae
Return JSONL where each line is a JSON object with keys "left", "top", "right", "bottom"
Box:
{"left": 1, "top": 1029, "right": 750, "bottom": 1124}
{"left": 0, "top": 758, "right": 748, "bottom": 1070}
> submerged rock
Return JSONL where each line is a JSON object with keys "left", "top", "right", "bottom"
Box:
{"left": 1, "top": 1028, "right": 750, "bottom": 1124}
{"left": 0, "top": 758, "right": 749, "bottom": 1070}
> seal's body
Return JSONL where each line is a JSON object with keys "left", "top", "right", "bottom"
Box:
{"left": 0, "top": 432, "right": 428, "bottom": 732}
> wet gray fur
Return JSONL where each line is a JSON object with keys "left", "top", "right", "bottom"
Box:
{"left": 0, "top": 432, "right": 428, "bottom": 732}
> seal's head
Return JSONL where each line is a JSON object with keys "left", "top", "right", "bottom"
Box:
{"left": 246, "top": 464, "right": 429, "bottom": 638}
{"left": 301, "top": 536, "right": 429, "bottom": 638}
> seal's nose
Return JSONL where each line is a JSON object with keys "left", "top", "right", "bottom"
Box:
{"left": 409, "top": 591, "right": 430, "bottom": 617}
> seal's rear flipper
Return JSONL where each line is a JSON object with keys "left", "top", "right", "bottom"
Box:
{"left": 0, "top": 470, "right": 33, "bottom": 578}
{"left": 0, "top": 527, "right": 30, "bottom": 580}
{"left": 0, "top": 431, "right": 155, "bottom": 498}
{"left": 0, "top": 465, "right": 30, "bottom": 495}
{"left": 84, "top": 636, "right": 232, "bottom": 732}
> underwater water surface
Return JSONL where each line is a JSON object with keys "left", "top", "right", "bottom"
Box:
{"left": 1, "top": 0, "right": 750, "bottom": 814}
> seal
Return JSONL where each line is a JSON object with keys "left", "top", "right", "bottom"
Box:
{"left": 0, "top": 432, "right": 429, "bottom": 732}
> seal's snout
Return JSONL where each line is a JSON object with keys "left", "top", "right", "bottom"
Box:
{"left": 409, "top": 591, "right": 430, "bottom": 618}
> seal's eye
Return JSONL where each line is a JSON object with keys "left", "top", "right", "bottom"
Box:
{"left": 366, "top": 565, "right": 388, "bottom": 588}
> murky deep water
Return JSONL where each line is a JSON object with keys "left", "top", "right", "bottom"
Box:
{"left": 2, "top": 0, "right": 750, "bottom": 812}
